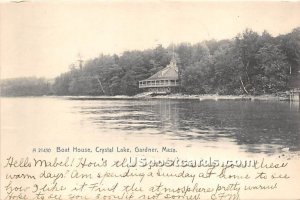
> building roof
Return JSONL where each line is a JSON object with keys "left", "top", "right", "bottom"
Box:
{"left": 144, "top": 58, "right": 179, "bottom": 81}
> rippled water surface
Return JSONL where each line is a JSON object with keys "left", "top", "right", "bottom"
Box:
{"left": 1, "top": 97, "right": 300, "bottom": 154}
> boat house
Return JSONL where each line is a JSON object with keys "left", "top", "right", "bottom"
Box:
{"left": 138, "top": 58, "right": 180, "bottom": 94}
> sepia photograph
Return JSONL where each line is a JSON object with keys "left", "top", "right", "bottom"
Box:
{"left": 1, "top": 1, "right": 300, "bottom": 200}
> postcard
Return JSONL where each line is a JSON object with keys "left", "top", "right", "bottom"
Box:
{"left": 1, "top": 1, "right": 300, "bottom": 200}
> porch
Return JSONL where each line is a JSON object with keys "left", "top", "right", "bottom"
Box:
{"left": 139, "top": 79, "right": 180, "bottom": 88}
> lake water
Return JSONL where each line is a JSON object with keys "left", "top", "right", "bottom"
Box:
{"left": 1, "top": 97, "right": 299, "bottom": 156}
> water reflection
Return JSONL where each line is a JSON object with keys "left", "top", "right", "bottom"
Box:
{"left": 71, "top": 98, "right": 300, "bottom": 154}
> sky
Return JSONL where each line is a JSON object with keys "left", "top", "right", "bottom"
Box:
{"left": 1, "top": 1, "right": 300, "bottom": 79}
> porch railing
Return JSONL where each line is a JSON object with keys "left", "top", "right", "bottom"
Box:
{"left": 139, "top": 79, "right": 179, "bottom": 88}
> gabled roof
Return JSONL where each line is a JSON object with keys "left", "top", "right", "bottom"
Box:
{"left": 145, "top": 59, "right": 179, "bottom": 81}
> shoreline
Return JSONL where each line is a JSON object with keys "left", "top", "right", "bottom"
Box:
{"left": 62, "top": 93, "right": 293, "bottom": 101}
{"left": 150, "top": 94, "right": 289, "bottom": 101}
{"left": 1, "top": 93, "right": 296, "bottom": 102}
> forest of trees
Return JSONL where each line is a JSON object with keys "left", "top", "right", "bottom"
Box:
{"left": 1, "top": 28, "right": 300, "bottom": 96}
{"left": 0, "top": 77, "right": 52, "bottom": 96}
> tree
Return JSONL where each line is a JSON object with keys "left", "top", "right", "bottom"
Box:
{"left": 234, "top": 29, "right": 261, "bottom": 94}
{"left": 181, "top": 44, "right": 213, "bottom": 94}
{"left": 255, "top": 44, "right": 290, "bottom": 93}
{"left": 212, "top": 43, "right": 243, "bottom": 95}
{"left": 276, "top": 27, "right": 300, "bottom": 75}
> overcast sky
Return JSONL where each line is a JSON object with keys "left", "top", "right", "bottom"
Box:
{"left": 1, "top": 1, "right": 300, "bottom": 79}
